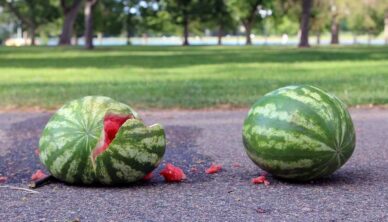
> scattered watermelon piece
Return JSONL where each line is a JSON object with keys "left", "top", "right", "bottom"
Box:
{"left": 31, "top": 170, "right": 47, "bottom": 181}
{"left": 252, "top": 176, "right": 266, "bottom": 184}
{"left": 160, "top": 163, "right": 186, "bottom": 182}
{"left": 252, "top": 175, "right": 270, "bottom": 185}
{"left": 0, "top": 176, "right": 7, "bottom": 183}
{"left": 142, "top": 172, "right": 153, "bottom": 181}
{"left": 232, "top": 163, "right": 241, "bottom": 168}
{"left": 205, "top": 164, "right": 222, "bottom": 174}
{"left": 190, "top": 167, "right": 198, "bottom": 173}
{"left": 256, "top": 207, "right": 266, "bottom": 214}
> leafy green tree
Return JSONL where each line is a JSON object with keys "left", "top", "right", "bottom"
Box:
{"left": 74, "top": 0, "right": 146, "bottom": 48}
{"left": 162, "top": 0, "right": 210, "bottom": 45}
{"left": 327, "top": 0, "right": 351, "bottom": 45}
{"left": 346, "top": 0, "right": 380, "bottom": 44}
{"left": 137, "top": 1, "right": 173, "bottom": 35}
{"left": 208, "top": 0, "right": 235, "bottom": 45}
{"left": 276, "top": 0, "right": 314, "bottom": 47}
{"left": 310, "top": 0, "right": 329, "bottom": 45}
{"left": 275, "top": 16, "right": 299, "bottom": 35}
{"left": 100, "top": 0, "right": 141, "bottom": 44}
{"left": 366, "top": 0, "right": 388, "bottom": 44}
{"left": 0, "top": 0, "right": 59, "bottom": 45}
{"left": 229, "top": 0, "right": 272, "bottom": 45}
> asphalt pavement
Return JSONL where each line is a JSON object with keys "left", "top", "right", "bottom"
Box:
{"left": 0, "top": 108, "right": 387, "bottom": 221}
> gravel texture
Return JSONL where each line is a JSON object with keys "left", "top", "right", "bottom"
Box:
{"left": 0, "top": 108, "right": 387, "bottom": 222}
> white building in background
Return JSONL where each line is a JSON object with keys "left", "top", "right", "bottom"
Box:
{"left": 0, "top": 6, "right": 17, "bottom": 45}
{"left": 0, "top": 6, "right": 30, "bottom": 46}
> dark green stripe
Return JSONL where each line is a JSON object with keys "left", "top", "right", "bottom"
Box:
{"left": 248, "top": 115, "right": 334, "bottom": 151}
{"left": 50, "top": 114, "right": 81, "bottom": 129}
{"left": 303, "top": 86, "right": 349, "bottom": 147}
{"left": 71, "top": 137, "right": 94, "bottom": 183}
{"left": 51, "top": 144, "right": 81, "bottom": 181}
{"left": 248, "top": 94, "right": 336, "bottom": 147}
{"left": 248, "top": 149, "right": 336, "bottom": 181}
{"left": 244, "top": 132, "right": 334, "bottom": 163}
{"left": 96, "top": 154, "right": 123, "bottom": 183}
{"left": 44, "top": 134, "right": 83, "bottom": 169}
{"left": 108, "top": 148, "right": 155, "bottom": 174}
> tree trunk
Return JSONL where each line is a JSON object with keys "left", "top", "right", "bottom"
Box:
{"left": 74, "top": 34, "right": 79, "bottom": 46}
{"left": 330, "top": 14, "right": 339, "bottom": 44}
{"left": 126, "top": 31, "right": 131, "bottom": 45}
{"left": 384, "top": 12, "right": 388, "bottom": 45}
{"left": 244, "top": 23, "right": 252, "bottom": 45}
{"left": 217, "top": 25, "right": 223, "bottom": 45}
{"left": 367, "top": 32, "right": 372, "bottom": 45}
{"left": 298, "top": 0, "right": 313, "bottom": 48}
{"left": 353, "top": 34, "right": 357, "bottom": 44}
{"left": 182, "top": 15, "right": 189, "bottom": 46}
{"left": 29, "top": 24, "right": 36, "bottom": 46}
{"left": 59, "top": 0, "right": 83, "bottom": 45}
{"left": 316, "top": 32, "right": 321, "bottom": 45}
{"left": 84, "top": 0, "right": 97, "bottom": 49}
{"left": 126, "top": 19, "right": 132, "bottom": 45}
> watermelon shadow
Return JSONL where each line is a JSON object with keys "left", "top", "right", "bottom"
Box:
{"left": 265, "top": 167, "right": 374, "bottom": 187}
{"left": 1, "top": 116, "right": 214, "bottom": 187}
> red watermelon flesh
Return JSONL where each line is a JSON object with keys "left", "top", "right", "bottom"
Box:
{"left": 92, "top": 114, "right": 133, "bottom": 159}
{"left": 160, "top": 163, "right": 186, "bottom": 182}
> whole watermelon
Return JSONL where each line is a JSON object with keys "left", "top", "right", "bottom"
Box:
{"left": 39, "top": 96, "right": 166, "bottom": 185}
{"left": 243, "top": 85, "right": 356, "bottom": 181}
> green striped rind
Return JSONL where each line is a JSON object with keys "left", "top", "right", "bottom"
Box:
{"left": 243, "top": 85, "right": 356, "bottom": 181}
{"left": 39, "top": 96, "right": 165, "bottom": 185}
{"left": 95, "top": 119, "right": 165, "bottom": 184}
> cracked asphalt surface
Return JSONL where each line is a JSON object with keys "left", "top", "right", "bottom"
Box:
{"left": 0, "top": 108, "right": 387, "bottom": 221}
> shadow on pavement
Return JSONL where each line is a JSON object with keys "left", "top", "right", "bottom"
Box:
{"left": 0, "top": 115, "right": 214, "bottom": 186}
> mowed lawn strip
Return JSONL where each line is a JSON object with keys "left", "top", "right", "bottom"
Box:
{"left": 0, "top": 45, "right": 388, "bottom": 109}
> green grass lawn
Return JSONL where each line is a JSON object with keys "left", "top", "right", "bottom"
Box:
{"left": 1, "top": 45, "right": 388, "bottom": 109}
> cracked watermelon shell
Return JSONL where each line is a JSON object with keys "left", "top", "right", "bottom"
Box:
{"left": 39, "top": 96, "right": 166, "bottom": 185}
{"left": 243, "top": 85, "right": 356, "bottom": 181}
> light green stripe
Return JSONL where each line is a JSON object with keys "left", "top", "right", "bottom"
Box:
{"left": 109, "top": 144, "right": 160, "bottom": 165}
{"left": 110, "top": 157, "right": 144, "bottom": 181}
{"left": 96, "top": 163, "right": 112, "bottom": 184}
{"left": 246, "top": 149, "right": 314, "bottom": 170}
{"left": 249, "top": 103, "right": 330, "bottom": 141}
{"left": 282, "top": 90, "right": 334, "bottom": 122}
{"left": 64, "top": 158, "right": 80, "bottom": 183}
{"left": 250, "top": 125, "right": 335, "bottom": 152}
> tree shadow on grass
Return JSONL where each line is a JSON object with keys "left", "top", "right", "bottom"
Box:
{"left": 1, "top": 46, "right": 388, "bottom": 69}
{"left": 2, "top": 74, "right": 387, "bottom": 109}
